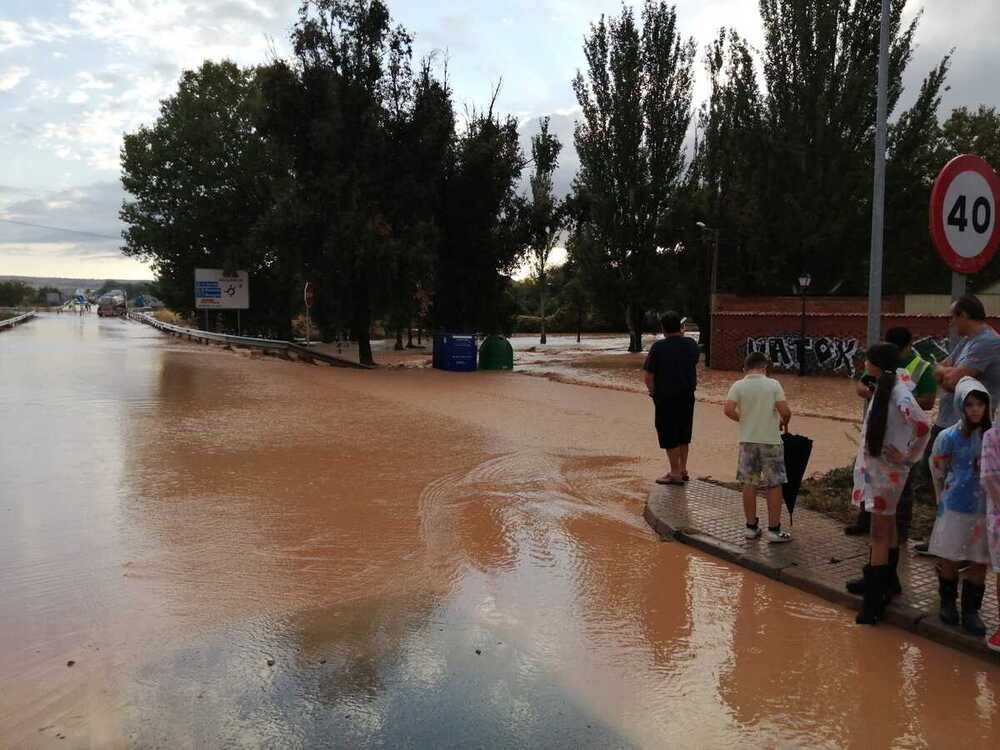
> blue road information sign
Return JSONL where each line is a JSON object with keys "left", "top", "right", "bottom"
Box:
{"left": 194, "top": 269, "right": 249, "bottom": 309}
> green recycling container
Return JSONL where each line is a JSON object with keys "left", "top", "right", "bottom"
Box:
{"left": 478, "top": 335, "right": 514, "bottom": 370}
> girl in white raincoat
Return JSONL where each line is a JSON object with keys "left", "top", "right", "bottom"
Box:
{"left": 928, "top": 377, "right": 991, "bottom": 636}
{"left": 850, "top": 343, "right": 933, "bottom": 625}
{"left": 977, "top": 403, "right": 1000, "bottom": 651}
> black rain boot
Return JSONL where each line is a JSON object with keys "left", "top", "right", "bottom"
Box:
{"left": 846, "top": 548, "right": 902, "bottom": 598}
{"left": 846, "top": 553, "right": 870, "bottom": 595}
{"left": 960, "top": 580, "right": 987, "bottom": 636}
{"left": 938, "top": 575, "right": 960, "bottom": 626}
{"left": 856, "top": 565, "right": 888, "bottom": 625}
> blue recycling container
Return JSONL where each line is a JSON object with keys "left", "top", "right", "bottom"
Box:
{"left": 433, "top": 333, "right": 478, "bottom": 372}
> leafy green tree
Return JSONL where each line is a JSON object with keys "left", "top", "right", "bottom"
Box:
{"left": 883, "top": 56, "right": 952, "bottom": 293}
{"left": 433, "top": 97, "right": 527, "bottom": 334}
{"left": 572, "top": 1, "right": 696, "bottom": 352}
{"left": 687, "top": 2, "right": 951, "bottom": 304}
{"left": 941, "top": 105, "right": 1000, "bottom": 166}
{"left": 120, "top": 60, "right": 292, "bottom": 335}
{"left": 35, "top": 286, "right": 62, "bottom": 305}
{"left": 755, "top": 0, "right": 921, "bottom": 292}
{"left": 525, "top": 117, "right": 565, "bottom": 344}
{"left": 0, "top": 280, "right": 34, "bottom": 307}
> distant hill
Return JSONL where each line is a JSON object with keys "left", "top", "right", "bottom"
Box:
{"left": 0, "top": 275, "right": 154, "bottom": 298}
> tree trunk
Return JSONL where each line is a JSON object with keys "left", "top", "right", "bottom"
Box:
{"left": 406, "top": 325, "right": 414, "bottom": 348}
{"left": 417, "top": 327, "right": 422, "bottom": 345}
{"left": 539, "top": 281, "right": 547, "bottom": 345}
{"left": 395, "top": 328, "right": 404, "bottom": 351}
{"left": 626, "top": 302, "right": 644, "bottom": 353}
{"left": 577, "top": 307, "right": 582, "bottom": 344}
{"left": 353, "top": 278, "right": 374, "bottom": 367}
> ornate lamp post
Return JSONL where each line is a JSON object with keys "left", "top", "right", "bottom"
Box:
{"left": 798, "top": 272, "right": 812, "bottom": 376}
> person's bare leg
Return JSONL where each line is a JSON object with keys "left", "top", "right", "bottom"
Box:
{"left": 659, "top": 448, "right": 681, "bottom": 481}
{"left": 742, "top": 485, "right": 757, "bottom": 525}
{"left": 939, "top": 559, "right": 959, "bottom": 580}
{"left": 667, "top": 448, "right": 682, "bottom": 477}
{"left": 870, "top": 514, "right": 895, "bottom": 566}
{"left": 679, "top": 444, "right": 690, "bottom": 476}
{"left": 765, "top": 486, "right": 783, "bottom": 528}
{"left": 964, "top": 563, "right": 987, "bottom": 586}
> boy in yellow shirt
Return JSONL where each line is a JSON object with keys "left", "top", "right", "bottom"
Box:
{"left": 724, "top": 352, "right": 793, "bottom": 543}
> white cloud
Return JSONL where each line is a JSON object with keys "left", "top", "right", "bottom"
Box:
{"left": 31, "top": 80, "right": 63, "bottom": 101}
{"left": 0, "top": 65, "right": 30, "bottom": 92}
{"left": 68, "top": 0, "right": 293, "bottom": 70}
{"left": 0, "top": 20, "right": 30, "bottom": 52}
{"left": 67, "top": 90, "right": 89, "bottom": 104}
{"left": 75, "top": 71, "right": 116, "bottom": 90}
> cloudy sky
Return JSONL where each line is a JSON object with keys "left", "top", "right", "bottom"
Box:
{"left": 1, "top": 0, "right": 997, "bottom": 280}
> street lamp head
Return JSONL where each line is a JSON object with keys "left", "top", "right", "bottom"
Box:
{"left": 798, "top": 273, "right": 812, "bottom": 290}
{"left": 695, "top": 221, "right": 707, "bottom": 229}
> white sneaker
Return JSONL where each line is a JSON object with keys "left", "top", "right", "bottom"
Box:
{"left": 767, "top": 529, "right": 792, "bottom": 544}
{"left": 744, "top": 525, "right": 762, "bottom": 540}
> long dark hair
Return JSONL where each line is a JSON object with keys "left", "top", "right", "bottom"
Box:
{"left": 865, "top": 343, "right": 900, "bottom": 458}
{"left": 963, "top": 391, "right": 992, "bottom": 436}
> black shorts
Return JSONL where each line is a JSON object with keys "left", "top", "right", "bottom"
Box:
{"left": 654, "top": 393, "right": 695, "bottom": 450}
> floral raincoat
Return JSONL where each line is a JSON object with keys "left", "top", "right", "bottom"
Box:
{"left": 978, "top": 412, "right": 1000, "bottom": 574}
{"left": 851, "top": 369, "right": 933, "bottom": 515}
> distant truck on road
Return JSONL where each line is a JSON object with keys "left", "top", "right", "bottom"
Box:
{"left": 97, "top": 291, "right": 126, "bottom": 317}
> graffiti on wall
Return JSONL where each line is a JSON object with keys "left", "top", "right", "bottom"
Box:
{"left": 743, "top": 335, "right": 949, "bottom": 377}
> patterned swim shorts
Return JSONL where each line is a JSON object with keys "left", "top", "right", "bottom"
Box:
{"left": 737, "top": 443, "right": 788, "bottom": 489}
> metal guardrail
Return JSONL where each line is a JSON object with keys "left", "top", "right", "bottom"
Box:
{"left": 0, "top": 311, "right": 36, "bottom": 330}
{"left": 128, "top": 312, "right": 370, "bottom": 369}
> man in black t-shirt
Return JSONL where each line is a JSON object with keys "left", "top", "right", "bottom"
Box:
{"left": 643, "top": 311, "right": 701, "bottom": 485}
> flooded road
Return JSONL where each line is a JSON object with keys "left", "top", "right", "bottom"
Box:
{"left": 2, "top": 314, "right": 999, "bottom": 748}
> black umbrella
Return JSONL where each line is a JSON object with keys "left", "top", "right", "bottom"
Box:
{"left": 781, "top": 432, "right": 814, "bottom": 522}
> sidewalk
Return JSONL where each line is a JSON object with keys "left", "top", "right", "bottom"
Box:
{"left": 645, "top": 480, "right": 999, "bottom": 662}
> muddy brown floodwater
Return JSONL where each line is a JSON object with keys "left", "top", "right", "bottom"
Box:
{"left": 2, "top": 314, "right": 999, "bottom": 748}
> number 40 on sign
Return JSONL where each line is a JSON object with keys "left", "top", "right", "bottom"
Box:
{"left": 930, "top": 154, "right": 1000, "bottom": 274}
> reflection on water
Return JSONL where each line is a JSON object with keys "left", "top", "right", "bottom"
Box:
{"left": 1, "top": 315, "right": 999, "bottom": 748}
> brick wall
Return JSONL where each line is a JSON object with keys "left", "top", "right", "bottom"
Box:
{"left": 711, "top": 312, "right": 1000, "bottom": 376}
{"left": 715, "top": 294, "right": 905, "bottom": 314}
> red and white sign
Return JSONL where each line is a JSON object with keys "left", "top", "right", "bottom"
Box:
{"left": 304, "top": 281, "right": 315, "bottom": 308}
{"left": 929, "top": 154, "right": 1000, "bottom": 274}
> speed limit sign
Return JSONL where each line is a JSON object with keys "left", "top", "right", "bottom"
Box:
{"left": 930, "top": 154, "right": 1000, "bottom": 274}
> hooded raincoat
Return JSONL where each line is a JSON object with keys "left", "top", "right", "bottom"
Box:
{"left": 928, "top": 377, "right": 992, "bottom": 564}
{"left": 851, "top": 368, "right": 933, "bottom": 516}
{"left": 978, "top": 406, "right": 1000, "bottom": 573}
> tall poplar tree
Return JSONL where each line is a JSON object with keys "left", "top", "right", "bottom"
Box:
{"left": 526, "top": 117, "right": 564, "bottom": 345}
{"left": 572, "top": 1, "right": 696, "bottom": 352}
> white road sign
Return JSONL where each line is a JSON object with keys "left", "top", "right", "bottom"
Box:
{"left": 930, "top": 154, "right": 1000, "bottom": 274}
{"left": 195, "top": 268, "right": 249, "bottom": 310}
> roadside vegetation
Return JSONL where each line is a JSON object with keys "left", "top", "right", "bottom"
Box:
{"left": 117, "top": 1, "right": 1000, "bottom": 365}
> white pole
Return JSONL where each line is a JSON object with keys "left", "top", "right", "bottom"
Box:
{"left": 866, "top": 0, "right": 891, "bottom": 348}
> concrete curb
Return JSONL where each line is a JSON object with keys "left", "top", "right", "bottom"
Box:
{"left": 645, "top": 493, "right": 1000, "bottom": 665}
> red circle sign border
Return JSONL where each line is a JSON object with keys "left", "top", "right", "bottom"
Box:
{"left": 929, "top": 153, "right": 1000, "bottom": 274}
{"left": 304, "top": 281, "right": 315, "bottom": 308}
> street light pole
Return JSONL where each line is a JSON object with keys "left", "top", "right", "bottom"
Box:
{"left": 866, "top": 0, "right": 890, "bottom": 348}
{"left": 696, "top": 222, "right": 720, "bottom": 368}
{"left": 798, "top": 273, "right": 812, "bottom": 376}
